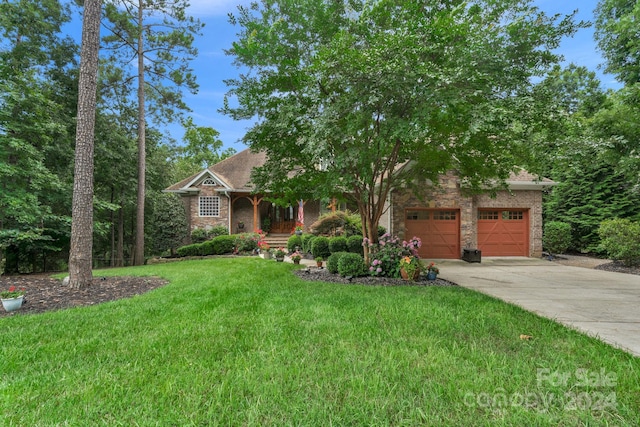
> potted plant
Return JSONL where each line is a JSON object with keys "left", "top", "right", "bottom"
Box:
{"left": 274, "top": 247, "right": 286, "bottom": 262}
{"left": 399, "top": 255, "right": 421, "bottom": 281}
{"left": 426, "top": 262, "right": 439, "bottom": 281}
{"left": 258, "top": 239, "right": 271, "bottom": 259}
{"left": 1, "top": 285, "right": 25, "bottom": 312}
{"left": 290, "top": 251, "right": 302, "bottom": 264}
{"left": 293, "top": 222, "right": 304, "bottom": 236}
{"left": 315, "top": 256, "right": 323, "bottom": 268}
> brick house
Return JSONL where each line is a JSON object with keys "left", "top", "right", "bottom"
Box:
{"left": 165, "top": 148, "right": 555, "bottom": 258}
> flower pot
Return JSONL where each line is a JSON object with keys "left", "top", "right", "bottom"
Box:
{"left": 295, "top": 230, "right": 303, "bottom": 236}
{"left": 427, "top": 271, "right": 437, "bottom": 281}
{"left": 400, "top": 267, "right": 419, "bottom": 281}
{"left": 316, "top": 261, "right": 323, "bottom": 268}
{"left": 276, "top": 256, "right": 285, "bottom": 262}
{"left": 263, "top": 251, "right": 272, "bottom": 260}
{"left": 293, "top": 259, "right": 301, "bottom": 264}
{"left": 1, "top": 295, "right": 24, "bottom": 312}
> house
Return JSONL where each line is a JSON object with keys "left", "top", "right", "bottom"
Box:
{"left": 165, "top": 148, "right": 555, "bottom": 258}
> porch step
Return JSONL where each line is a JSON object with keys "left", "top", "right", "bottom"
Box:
{"left": 264, "top": 233, "right": 291, "bottom": 249}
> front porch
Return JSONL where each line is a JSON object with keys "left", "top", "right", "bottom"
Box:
{"left": 230, "top": 195, "right": 321, "bottom": 234}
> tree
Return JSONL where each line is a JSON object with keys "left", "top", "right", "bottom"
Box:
{"left": 102, "top": 0, "right": 203, "bottom": 265}
{"left": 224, "top": 0, "right": 581, "bottom": 261}
{"left": 595, "top": 0, "right": 640, "bottom": 86}
{"left": 68, "top": 0, "right": 102, "bottom": 288}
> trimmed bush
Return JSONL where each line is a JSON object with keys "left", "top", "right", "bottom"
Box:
{"left": 287, "top": 234, "right": 303, "bottom": 252}
{"left": 209, "top": 225, "right": 229, "bottom": 238}
{"left": 337, "top": 253, "right": 366, "bottom": 277}
{"left": 543, "top": 221, "right": 572, "bottom": 256}
{"left": 211, "top": 235, "right": 236, "bottom": 255}
{"left": 304, "top": 235, "right": 317, "bottom": 253}
{"left": 311, "top": 236, "right": 331, "bottom": 259}
{"left": 176, "top": 243, "right": 200, "bottom": 257}
{"left": 190, "top": 228, "right": 209, "bottom": 244}
{"left": 326, "top": 251, "right": 349, "bottom": 274}
{"left": 347, "top": 235, "right": 364, "bottom": 254}
{"left": 199, "top": 239, "right": 217, "bottom": 256}
{"left": 598, "top": 219, "right": 640, "bottom": 266}
{"left": 329, "top": 236, "right": 348, "bottom": 254}
{"left": 301, "top": 234, "right": 315, "bottom": 253}
{"left": 310, "top": 211, "right": 348, "bottom": 236}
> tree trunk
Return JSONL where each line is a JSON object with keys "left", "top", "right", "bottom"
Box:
{"left": 116, "top": 194, "right": 125, "bottom": 267}
{"left": 68, "top": 0, "right": 101, "bottom": 289}
{"left": 133, "top": 0, "right": 146, "bottom": 266}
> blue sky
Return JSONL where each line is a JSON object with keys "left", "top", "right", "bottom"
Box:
{"left": 68, "top": 0, "right": 619, "bottom": 151}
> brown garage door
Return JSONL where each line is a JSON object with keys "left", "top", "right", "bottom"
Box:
{"left": 405, "top": 209, "right": 460, "bottom": 259}
{"left": 477, "top": 209, "right": 529, "bottom": 256}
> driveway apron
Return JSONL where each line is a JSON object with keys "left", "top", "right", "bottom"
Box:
{"left": 438, "top": 257, "right": 640, "bottom": 357}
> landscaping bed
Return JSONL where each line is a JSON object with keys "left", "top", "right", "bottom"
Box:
{"left": 294, "top": 267, "right": 457, "bottom": 287}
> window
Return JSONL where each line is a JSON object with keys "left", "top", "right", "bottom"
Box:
{"left": 503, "top": 210, "right": 524, "bottom": 220}
{"left": 199, "top": 196, "right": 220, "bottom": 217}
{"left": 406, "top": 210, "right": 430, "bottom": 220}
{"left": 202, "top": 178, "right": 217, "bottom": 186}
{"left": 433, "top": 210, "right": 457, "bottom": 220}
{"left": 478, "top": 211, "right": 499, "bottom": 220}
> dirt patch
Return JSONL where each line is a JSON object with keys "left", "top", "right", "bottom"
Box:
{"left": 0, "top": 275, "right": 169, "bottom": 317}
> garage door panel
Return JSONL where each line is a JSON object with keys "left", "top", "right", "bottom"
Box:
{"left": 405, "top": 209, "right": 460, "bottom": 259}
{"left": 478, "top": 209, "right": 528, "bottom": 256}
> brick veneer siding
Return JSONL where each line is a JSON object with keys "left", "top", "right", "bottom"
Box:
{"left": 391, "top": 173, "right": 543, "bottom": 258}
{"left": 185, "top": 185, "right": 231, "bottom": 234}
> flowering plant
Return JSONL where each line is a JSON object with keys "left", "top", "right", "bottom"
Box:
{"left": 426, "top": 262, "right": 439, "bottom": 274}
{"left": 291, "top": 222, "right": 304, "bottom": 234}
{"left": 1, "top": 286, "right": 25, "bottom": 299}
{"left": 399, "top": 255, "right": 421, "bottom": 279}
{"left": 290, "top": 251, "right": 302, "bottom": 262}
{"left": 274, "top": 247, "right": 286, "bottom": 257}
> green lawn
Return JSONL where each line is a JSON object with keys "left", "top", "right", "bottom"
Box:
{"left": 1, "top": 258, "right": 638, "bottom": 426}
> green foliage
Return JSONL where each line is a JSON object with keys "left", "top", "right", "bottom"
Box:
{"left": 347, "top": 235, "right": 364, "bottom": 255}
{"left": 328, "top": 236, "right": 347, "bottom": 254}
{"left": 150, "top": 193, "right": 187, "bottom": 256}
{"left": 209, "top": 226, "right": 229, "bottom": 238}
{"left": 176, "top": 243, "right": 200, "bottom": 257}
{"left": 326, "top": 251, "right": 347, "bottom": 274}
{"left": 191, "top": 228, "right": 209, "bottom": 244}
{"left": 226, "top": 0, "right": 583, "bottom": 243}
{"left": 598, "top": 219, "right": 640, "bottom": 266}
{"left": 287, "top": 234, "right": 303, "bottom": 252}
{"left": 310, "top": 212, "right": 349, "bottom": 236}
{"left": 337, "top": 253, "right": 366, "bottom": 277}
{"left": 543, "top": 222, "right": 572, "bottom": 256}
{"left": 211, "top": 235, "right": 236, "bottom": 255}
{"left": 311, "top": 236, "right": 331, "bottom": 260}
{"left": 301, "top": 234, "right": 315, "bottom": 253}
{"left": 235, "top": 233, "right": 260, "bottom": 253}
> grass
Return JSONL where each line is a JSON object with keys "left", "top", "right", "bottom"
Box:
{"left": 1, "top": 257, "right": 638, "bottom": 426}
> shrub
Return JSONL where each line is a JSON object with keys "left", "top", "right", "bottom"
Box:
{"left": 598, "top": 219, "right": 640, "bottom": 266}
{"left": 211, "top": 235, "right": 236, "bottom": 255}
{"left": 326, "top": 251, "right": 348, "bottom": 274}
{"left": 235, "top": 233, "right": 260, "bottom": 253}
{"left": 208, "top": 225, "right": 229, "bottom": 238}
{"left": 543, "top": 221, "right": 572, "bottom": 256}
{"left": 328, "top": 236, "right": 348, "bottom": 254}
{"left": 311, "top": 236, "right": 331, "bottom": 259}
{"left": 310, "top": 211, "right": 348, "bottom": 236}
{"left": 303, "top": 235, "right": 317, "bottom": 253}
{"left": 199, "top": 239, "right": 217, "bottom": 256}
{"left": 347, "top": 235, "right": 364, "bottom": 254}
{"left": 342, "top": 212, "right": 362, "bottom": 237}
{"left": 301, "top": 234, "right": 315, "bottom": 253}
{"left": 287, "top": 234, "right": 303, "bottom": 252}
{"left": 190, "top": 228, "right": 209, "bottom": 243}
{"left": 366, "top": 234, "right": 421, "bottom": 278}
{"left": 337, "top": 253, "right": 366, "bottom": 277}
{"left": 177, "top": 243, "right": 200, "bottom": 257}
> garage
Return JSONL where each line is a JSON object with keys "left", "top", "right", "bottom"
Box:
{"left": 405, "top": 209, "right": 460, "bottom": 259}
{"left": 477, "top": 209, "right": 529, "bottom": 256}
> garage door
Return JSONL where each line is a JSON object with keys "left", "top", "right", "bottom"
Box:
{"left": 477, "top": 209, "right": 529, "bottom": 256}
{"left": 405, "top": 209, "right": 460, "bottom": 259}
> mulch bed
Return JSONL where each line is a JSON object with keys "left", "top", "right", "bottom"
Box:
{"left": 294, "top": 267, "right": 458, "bottom": 287}
{"left": 0, "top": 275, "right": 168, "bottom": 318}
{"left": 595, "top": 261, "right": 640, "bottom": 276}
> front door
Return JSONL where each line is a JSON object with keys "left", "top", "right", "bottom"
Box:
{"left": 270, "top": 205, "right": 296, "bottom": 234}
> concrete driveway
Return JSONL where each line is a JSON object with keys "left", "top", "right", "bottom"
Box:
{"left": 438, "top": 257, "right": 640, "bottom": 357}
